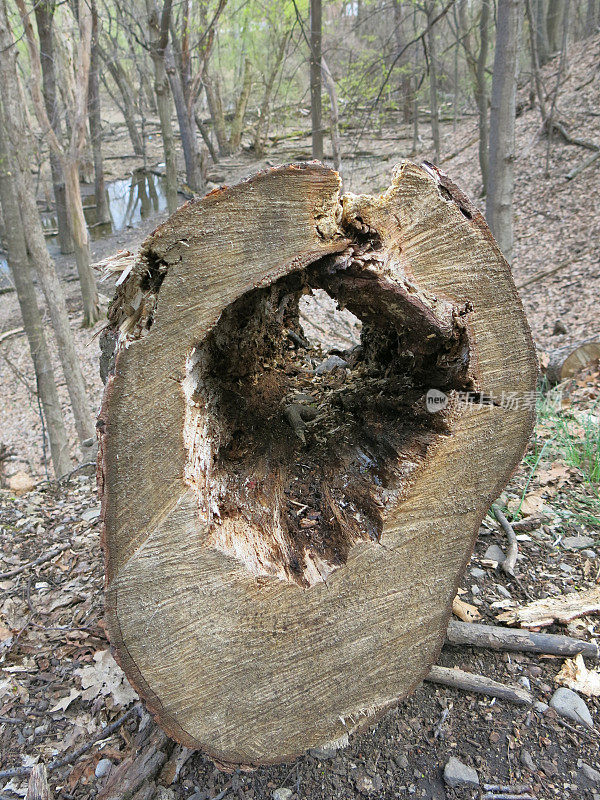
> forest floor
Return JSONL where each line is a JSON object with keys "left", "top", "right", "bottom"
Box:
{"left": 1, "top": 33, "right": 600, "bottom": 800}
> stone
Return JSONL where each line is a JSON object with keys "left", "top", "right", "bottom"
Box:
{"left": 520, "top": 749, "right": 536, "bottom": 772}
{"left": 582, "top": 549, "right": 597, "bottom": 559}
{"left": 272, "top": 790, "right": 293, "bottom": 800}
{"left": 484, "top": 544, "right": 505, "bottom": 564}
{"left": 533, "top": 701, "right": 549, "bottom": 713}
{"left": 518, "top": 676, "right": 531, "bottom": 690}
{"left": 81, "top": 507, "right": 101, "bottom": 522}
{"left": 7, "top": 471, "right": 35, "bottom": 496}
{"left": 582, "top": 763, "right": 600, "bottom": 784}
{"left": 443, "top": 757, "right": 479, "bottom": 789}
{"left": 496, "top": 584, "right": 512, "bottom": 598}
{"left": 550, "top": 688, "right": 594, "bottom": 729}
{"left": 95, "top": 759, "right": 113, "bottom": 779}
{"left": 470, "top": 567, "right": 486, "bottom": 579}
{"left": 396, "top": 754, "right": 409, "bottom": 770}
{"left": 562, "top": 535, "right": 594, "bottom": 551}
{"left": 309, "top": 734, "right": 349, "bottom": 760}
{"left": 354, "top": 772, "right": 383, "bottom": 794}
{"left": 315, "top": 355, "right": 348, "bottom": 375}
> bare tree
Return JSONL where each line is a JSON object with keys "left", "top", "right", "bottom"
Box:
{"left": 32, "top": 0, "right": 72, "bottom": 255}
{"left": 0, "top": 103, "right": 71, "bottom": 478}
{"left": 18, "top": 0, "right": 101, "bottom": 327}
{"left": 458, "top": 0, "right": 490, "bottom": 193}
{"left": 146, "top": 0, "right": 178, "bottom": 213}
{"left": 310, "top": 0, "right": 323, "bottom": 160}
{"left": 88, "top": 0, "right": 110, "bottom": 225}
{"left": 424, "top": 0, "right": 440, "bottom": 163}
{"left": 254, "top": 30, "right": 291, "bottom": 157}
{"left": 0, "top": 0, "right": 95, "bottom": 445}
{"left": 486, "top": 0, "right": 524, "bottom": 262}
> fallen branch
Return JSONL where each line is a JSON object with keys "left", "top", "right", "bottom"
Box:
{"left": 425, "top": 665, "right": 532, "bottom": 705}
{"left": 98, "top": 726, "right": 170, "bottom": 800}
{"left": 497, "top": 586, "right": 600, "bottom": 628}
{"left": 446, "top": 620, "right": 600, "bottom": 659}
{"left": 0, "top": 542, "right": 71, "bottom": 581}
{"left": 440, "top": 134, "right": 478, "bottom": 164}
{"left": 516, "top": 258, "right": 574, "bottom": 290}
{"left": 491, "top": 504, "right": 517, "bottom": 576}
{"left": 566, "top": 150, "right": 600, "bottom": 180}
{"left": 546, "top": 118, "right": 599, "bottom": 152}
{"left": 0, "top": 707, "right": 139, "bottom": 780}
{"left": 0, "top": 326, "right": 24, "bottom": 345}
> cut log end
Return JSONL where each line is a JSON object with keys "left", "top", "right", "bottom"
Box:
{"left": 98, "top": 161, "right": 538, "bottom": 765}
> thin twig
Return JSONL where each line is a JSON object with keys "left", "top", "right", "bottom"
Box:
{"left": 0, "top": 542, "right": 70, "bottom": 581}
{"left": 491, "top": 504, "right": 518, "bottom": 576}
{"left": 0, "top": 706, "right": 140, "bottom": 780}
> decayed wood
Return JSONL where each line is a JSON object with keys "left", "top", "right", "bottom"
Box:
{"left": 426, "top": 665, "right": 532, "bottom": 705}
{"left": 497, "top": 587, "right": 600, "bottom": 628}
{"left": 446, "top": 620, "right": 600, "bottom": 659}
{"left": 546, "top": 336, "right": 600, "bottom": 384}
{"left": 97, "top": 728, "right": 171, "bottom": 800}
{"left": 98, "top": 161, "right": 537, "bottom": 765}
{"left": 26, "top": 765, "right": 51, "bottom": 800}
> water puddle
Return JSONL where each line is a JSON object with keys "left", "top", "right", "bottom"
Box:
{"left": 1, "top": 170, "right": 166, "bottom": 286}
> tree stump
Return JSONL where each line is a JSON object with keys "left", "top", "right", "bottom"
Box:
{"left": 98, "top": 161, "right": 538, "bottom": 765}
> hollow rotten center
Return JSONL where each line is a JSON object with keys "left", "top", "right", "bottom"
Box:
{"left": 183, "top": 227, "right": 474, "bottom": 587}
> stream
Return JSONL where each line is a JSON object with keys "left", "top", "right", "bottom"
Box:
{"left": 0, "top": 169, "right": 166, "bottom": 288}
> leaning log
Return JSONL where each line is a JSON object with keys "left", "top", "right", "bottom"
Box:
{"left": 97, "top": 161, "right": 538, "bottom": 765}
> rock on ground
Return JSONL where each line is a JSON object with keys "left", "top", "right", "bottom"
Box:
{"left": 550, "top": 687, "right": 594, "bottom": 729}
{"left": 443, "top": 757, "right": 479, "bottom": 789}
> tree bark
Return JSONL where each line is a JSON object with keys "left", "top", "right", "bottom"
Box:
{"left": 310, "top": 0, "right": 323, "bottom": 160}
{"left": 0, "top": 103, "right": 71, "bottom": 478}
{"left": 0, "top": 0, "right": 95, "bottom": 445}
{"left": 203, "top": 73, "right": 230, "bottom": 157}
{"left": 146, "top": 0, "right": 178, "bottom": 214}
{"left": 486, "top": 0, "right": 523, "bottom": 262}
{"left": 535, "top": 0, "right": 550, "bottom": 63}
{"left": 98, "top": 161, "right": 537, "bottom": 766}
{"left": 88, "top": 0, "right": 110, "bottom": 225}
{"left": 33, "top": 0, "right": 72, "bottom": 254}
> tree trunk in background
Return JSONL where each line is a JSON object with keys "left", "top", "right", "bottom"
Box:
{"left": 63, "top": 160, "right": 100, "bottom": 326}
{"left": 0, "top": 105, "right": 71, "bottom": 478}
{"left": 486, "top": 0, "right": 523, "bottom": 262}
{"left": 546, "top": 0, "right": 566, "bottom": 52}
{"left": 146, "top": 0, "right": 178, "bottom": 214}
{"left": 535, "top": 0, "right": 550, "bottom": 63}
{"left": 166, "top": 47, "right": 203, "bottom": 191}
{"left": 392, "top": 0, "right": 414, "bottom": 124}
{"left": 204, "top": 74, "right": 230, "bottom": 157}
{"left": 0, "top": 0, "right": 94, "bottom": 446}
{"left": 254, "top": 32, "right": 290, "bottom": 157}
{"left": 310, "top": 0, "right": 323, "bottom": 160}
{"left": 100, "top": 50, "right": 144, "bottom": 156}
{"left": 88, "top": 0, "right": 110, "bottom": 224}
{"left": 33, "top": 0, "right": 72, "bottom": 254}
{"left": 229, "top": 58, "right": 252, "bottom": 151}
{"left": 526, "top": 0, "right": 548, "bottom": 120}
{"left": 586, "top": 0, "right": 597, "bottom": 30}
{"left": 458, "top": 0, "right": 490, "bottom": 193}
{"left": 195, "top": 111, "right": 219, "bottom": 163}
{"left": 321, "top": 58, "right": 342, "bottom": 180}
{"left": 426, "top": 1, "right": 440, "bottom": 163}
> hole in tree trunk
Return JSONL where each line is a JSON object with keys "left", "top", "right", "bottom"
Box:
{"left": 182, "top": 233, "right": 474, "bottom": 587}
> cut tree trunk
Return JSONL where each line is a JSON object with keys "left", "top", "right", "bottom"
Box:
{"left": 98, "top": 161, "right": 538, "bottom": 766}
{"left": 546, "top": 336, "right": 600, "bottom": 384}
